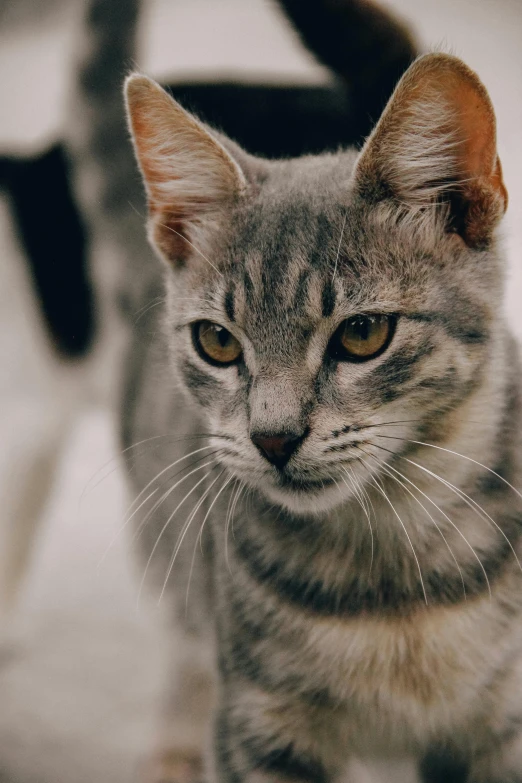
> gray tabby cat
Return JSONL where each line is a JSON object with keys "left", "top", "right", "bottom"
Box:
{"left": 122, "top": 41, "right": 522, "bottom": 783}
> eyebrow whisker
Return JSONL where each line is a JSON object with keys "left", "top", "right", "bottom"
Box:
{"left": 332, "top": 213, "right": 347, "bottom": 283}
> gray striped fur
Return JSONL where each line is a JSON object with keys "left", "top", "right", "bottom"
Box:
{"left": 120, "top": 50, "right": 522, "bottom": 783}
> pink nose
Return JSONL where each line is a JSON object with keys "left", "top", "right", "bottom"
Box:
{"left": 251, "top": 433, "right": 303, "bottom": 468}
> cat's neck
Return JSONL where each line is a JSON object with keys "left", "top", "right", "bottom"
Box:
{"left": 227, "top": 340, "right": 522, "bottom": 616}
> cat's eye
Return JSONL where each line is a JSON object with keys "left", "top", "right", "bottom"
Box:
{"left": 193, "top": 320, "right": 242, "bottom": 366}
{"left": 329, "top": 314, "right": 396, "bottom": 362}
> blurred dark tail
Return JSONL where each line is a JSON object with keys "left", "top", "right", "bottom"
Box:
{"left": 278, "top": 0, "right": 419, "bottom": 137}
{"left": 0, "top": 145, "right": 95, "bottom": 358}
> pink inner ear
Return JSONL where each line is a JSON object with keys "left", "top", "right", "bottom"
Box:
{"left": 130, "top": 113, "right": 167, "bottom": 206}
{"left": 357, "top": 54, "right": 508, "bottom": 247}
{"left": 426, "top": 64, "right": 508, "bottom": 247}
{"left": 126, "top": 74, "right": 246, "bottom": 266}
{"left": 126, "top": 74, "right": 243, "bottom": 211}
{"left": 442, "top": 75, "right": 507, "bottom": 214}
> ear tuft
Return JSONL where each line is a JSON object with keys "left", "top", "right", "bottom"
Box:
{"left": 124, "top": 73, "right": 245, "bottom": 265}
{"left": 355, "top": 53, "right": 508, "bottom": 248}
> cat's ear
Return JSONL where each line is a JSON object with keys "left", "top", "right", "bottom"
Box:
{"left": 355, "top": 53, "right": 508, "bottom": 248}
{"left": 124, "top": 74, "right": 245, "bottom": 265}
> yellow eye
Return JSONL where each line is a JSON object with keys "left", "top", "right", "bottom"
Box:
{"left": 193, "top": 321, "right": 242, "bottom": 366}
{"left": 331, "top": 314, "right": 395, "bottom": 361}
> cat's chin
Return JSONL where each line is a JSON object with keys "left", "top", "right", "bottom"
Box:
{"left": 261, "top": 481, "right": 345, "bottom": 516}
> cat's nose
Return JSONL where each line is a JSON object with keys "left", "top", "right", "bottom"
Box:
{"left": 251, "top": 431, "right": 304, "bottom": 469}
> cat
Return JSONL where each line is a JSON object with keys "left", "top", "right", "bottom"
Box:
{"left": 122, "top": 29, "right": 522, "bottom": 783}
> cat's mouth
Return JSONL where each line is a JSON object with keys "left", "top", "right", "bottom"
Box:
{"left": 276, "top": 473, "right": 335, "bottom": 493}
{"left": 260, "top": 469, "right": 345, "bottom": 514}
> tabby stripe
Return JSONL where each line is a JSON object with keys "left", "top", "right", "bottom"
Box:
{"left": 222, "top": 614, "right": 337, "bottom": 708}
{"left": 215, "top": 708, "right": 242, "bottom": 783}
{"left": 366, "top": 341, "right": 434, "bottom": 404}
{"left": 233, "top": 525, "right": 519, "bottom": 616}
{"left": 293, "top": 269, "right": 311, "bottom": 310}
{"left": 224, "top": 288, "right": 236, "bottom": 322}
{"left": 240, "top": 737, "right": 328, "bottom": 783}
{"left": 181, "top": 360, "right": 221, "bottom": 395}
{"left": 405, "top": 310, "right": 489, "bottom": 345}
{"left": 321, "top": 278, "right": 336, "bottom": 318}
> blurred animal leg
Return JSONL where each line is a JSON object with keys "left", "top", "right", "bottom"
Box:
{"left": 144, "top": 631, "right": 215, "bottom": 783}
{"left": 0, "top": 397, "right": 66, "bottom": 634}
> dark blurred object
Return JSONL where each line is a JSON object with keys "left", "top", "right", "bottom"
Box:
{"left": 0, "top": 144, "right": 95, "bottom": 358}
{"left": 420, "top": 747, "right": 470, "bottom": 783}
{"left": 169, "top": 81, "right": 358, "bottom": 158}
{"left": 278, "top": 0, "right": 418, "bottom": 137}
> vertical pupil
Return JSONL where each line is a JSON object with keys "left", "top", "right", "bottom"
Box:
{"left": 215, "top": 326, "right": 229, "bottom": 347}
{"left": 355, "top": 317, "right": 371, "bottom": 340}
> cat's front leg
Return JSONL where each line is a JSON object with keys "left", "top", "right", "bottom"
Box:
{"left": 210, "top": 679, "right": 338, "bottom": 783}
{"left": 143, "top": 633, "right": 215, "bottom": 783}
{"left": 468, "top": 661, "right": 522, "bottom": 783}
{"left": 468, "top": 733, "right": 522, "bottom": 783}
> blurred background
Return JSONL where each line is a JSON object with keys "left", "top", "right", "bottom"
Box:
{"left": 0, "top": 1, "right": 520, "bottom": 782}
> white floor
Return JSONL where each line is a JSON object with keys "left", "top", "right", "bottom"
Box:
{"left": 0, "top": 2, "right": 520, "bottom": 782}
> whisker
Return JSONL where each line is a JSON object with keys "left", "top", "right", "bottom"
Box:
{"left": 332, "top": 213, "right": 347, "bottom": 282}
{"left": 369, "top": 442, "right": 492, "bottom": 597}
{"left": 329, "top": 419, "right": 500, "bottom": 445}
{"left": 125, "top": 444, "right": 218, "bottom": 520}
{"left": 133, "top": 453, "right": 223, "bottom": 543}
{"left": 224, "top": 480, "right": 247, "bottom": 576}
{"left": 348, "top": 466, "right": 372, "bottom": 520}
{"left": 159, "top": 222, "right": 223, "bottom": 277}
{"left": 133, "top": 295, "right": 164, "bottom": 318}
{"left": 88, "top": 438, "right": 207, "bottom": 506}
{"left": 81, "top": 434, "right": 166, "bottom": 503}
{"left": 97, "top": 486, "right": 159, "bottom": 571}
{"left": 223, "top": 478, "right": 241, "bottom": 575}
{"left": 406, "top": 458, "right": 522, "bottom": 576}
{"left": 370, "top": 473, "right": 428, "bottom": 605}
{"left": 240, "top": 485, "right": 255, "bottom": 528}
{"left": 185, "top": 473, "right": 234, "bottom": 612}
{"left": 131, "top": 450, "right": 225, "bottom": 540}
{"left": 158, "top": 470, "right": 225, "bottom": 605}
{"left": 129, "top": 196, "right": 222, "bottom": 278}
{"left": 134, "top": 297, "right": 166, "bottom": 324}
{"left": 101, "top": 449, "right": 225, "bottom": 569}
{"left": 83, "top": 433, "right": 229, "bottom": 509}
{"left": 341, "top": 467, "right": 374, "bottom": 577}
{"left": 371, "top": 430, "right": 522, "bottom": 575}
{"left": 359, "top": 448, "right": 466, "bottom": 599}
{"left": 223, "top": 477, "right": 240, "bottom": 541}
{"left": 353, "top": 419, "right": 424, "bottom": 429}
{"left": 354, "top": 471, "right": 378, "bottom": 528}
{"left": 136, "top": 463, "right": 220, "bottom": 608}
{"left": 373, "top": 434, "right": 522, "bottom": 502}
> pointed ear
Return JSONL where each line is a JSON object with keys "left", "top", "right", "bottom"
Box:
{"left": 124, "top": 74, "right": 245, "bottom": 265}
{"left": 355, "top": 53, "right": 508, "bottom": 248}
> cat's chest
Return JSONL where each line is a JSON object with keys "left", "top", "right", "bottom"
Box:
{"left": 237, "top": 583, "right": 516, "bottom": 750}
{"left": 291, "top": 599, "right": 508, "bottom": 743}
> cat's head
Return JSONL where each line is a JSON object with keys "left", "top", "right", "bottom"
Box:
{"left": 125, "top": 54, "right": 508, "bottom": 515}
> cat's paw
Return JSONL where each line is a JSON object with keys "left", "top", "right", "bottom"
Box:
{"left": 143, "top": 749, "right": 204, "bottom": 783}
